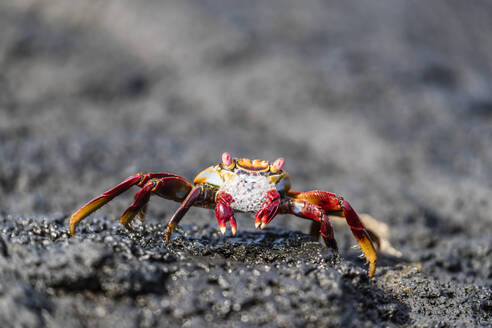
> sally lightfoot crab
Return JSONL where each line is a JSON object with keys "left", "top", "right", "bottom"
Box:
{"left": 70, "top": 153, "right": 380, "bottom": 277}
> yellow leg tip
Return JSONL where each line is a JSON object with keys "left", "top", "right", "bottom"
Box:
{"left": 368, "top": 261, "right": 376, "bottom": 278}
{"left": 120, "top": 210, "right": 137, "bottom": 233}
{"left": 164, "top": 223, "right": 177, "bottom": 244}
{"left": 68, "top": 196, "right": 111, "bottom": 237}
{"left": 69, "top": 219, "right": 77, "bottom": 237}
{"left": 355, "top": 233, "right": 378, "bottom": 278}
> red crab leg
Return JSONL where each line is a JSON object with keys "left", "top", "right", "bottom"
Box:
{"left": 124, "top": 176, "right": 194, "bottom": 233}
{"left": 119, "top": 181, "right": 155, "bottom": 232}
{"left": 288, "top": 199, "right": 338, "bottom": 251}
{"left": 309, "top": 221, "right": 321, "bottom": 239}
{"left": 69, "top": 173, "right": 192, "bottom": 236}
{"left": 215, "top": 192, "right": 237, "bottom": 236}
{"left": 118, "top": 174, "right": 194, "bottom": 231}
{"left": 164, "top": 186, "right": 202, "bottom": 243}
{"left": 255, "top": 189, "right": 280, "bottom": 229}
{"left": 294, "top": 191, "right": 377, "bottom": 278}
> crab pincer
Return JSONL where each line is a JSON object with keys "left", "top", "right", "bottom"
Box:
{"left": 255, "top": 189, "right": 280, "bottom": 230}
{"left": 215, "top": 192, "right": 237, "bottom": 236}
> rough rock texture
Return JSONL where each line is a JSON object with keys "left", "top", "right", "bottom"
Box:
{"left": 0, "top": 0, "right": 491, "bottom": 327}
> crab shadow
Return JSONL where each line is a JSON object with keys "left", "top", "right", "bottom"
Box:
{"left": 344, "top": 251, "right": 412, "bottom": 272}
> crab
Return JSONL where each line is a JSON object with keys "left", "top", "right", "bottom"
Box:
{"left": 69, "top": 153, "right": 379, "bottom": 277}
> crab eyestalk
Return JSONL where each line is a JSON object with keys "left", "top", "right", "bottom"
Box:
{"left": 221, "top": 152, "right": 235, "bottom": 170}
{"left": 270, "top": 157, "right": 285, "bottom": 173}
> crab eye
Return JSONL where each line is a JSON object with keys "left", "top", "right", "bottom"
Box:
{"left": 222, "top": 152, "right": 231, "bottom": 166}
{"left": 221, "top": 152, "right": 235, "bottom": 169}
{"left": 270, "top": 158, "right": 285, "bottom": 173}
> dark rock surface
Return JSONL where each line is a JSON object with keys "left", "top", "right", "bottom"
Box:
{"left": 0, "top": 1, "right": 491, "bottom": 327}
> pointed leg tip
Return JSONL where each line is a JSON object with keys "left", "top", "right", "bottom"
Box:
{"left": 120, "top": 209, "right": 139, "bottom": 233}
{"left": 368, "top": 261, "right": 376, "bottom": 278}
{"left": 68, "top": 214, "right": 80, "bottom": 236}
{"left": 219, "top": 226, "right": 226, "bottom": 235}
{"left": 329, "top": 243, "right": 339, "bottom": 253}
{"left": 122, "top": 220, "right": 136, "bottom": 233}
{"left": 353, "top": 232, "right": 378, "bottom": 278}
{"left": 255, "top": 222, "right": 261, "bottom": 229}
{"left": 68, "top": 224, "right": 76, "bottom": 237}
{"left": 164, "top": 222, "right": 177, "bottom": 244}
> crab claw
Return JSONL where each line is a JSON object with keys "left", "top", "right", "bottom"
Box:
{"left": 229, "top": 216, "right": 237, "bottom": 236}
{"left": 255, "top": 189, "right": 280, "bottom": 229}
{"left": 215, "top": 192, "right": 237, "bottom": 236}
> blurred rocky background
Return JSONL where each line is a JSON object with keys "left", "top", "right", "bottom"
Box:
{"left": 0, "top": 0, "right": 490, "bottom": 327}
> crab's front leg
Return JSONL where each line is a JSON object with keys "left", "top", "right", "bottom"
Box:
{"left": 164, "top": 186, "right": 202, "bottom": 243}
{"left": 165, "top": 188, "right": 238, "bottom": 241}
{"left": 293, "top": 191, "right": 378, "bottom": 278}
{"left": 255, "top": 189, "right": 280, "bottom": 229}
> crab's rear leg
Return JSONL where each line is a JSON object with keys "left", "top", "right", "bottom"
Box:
{"left": 120, "top": 176, "right": 196, "bottom": 234}
{"left": 119, "top": 182, "right": 155, "bottom": 232}
{"left": 69, "top": 173, "right": 191, "bottom": 236}
{"left": 70, "top": 174, "right": 141, "bottom": 236}
{"left": 294, "top": 191, "right": 377, "bottom": 278}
